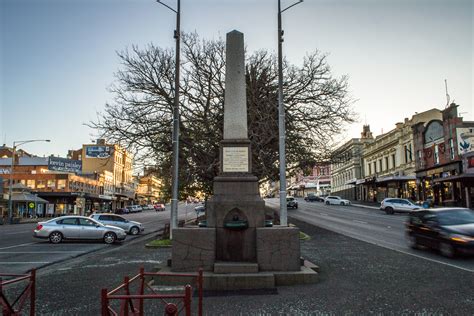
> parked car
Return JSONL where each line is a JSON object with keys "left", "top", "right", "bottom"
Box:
{"left": 90, "top": 213, "right": 144, "bottom": 235}
{"left": 33, "top": 216, "right": 127, "bottom": 244}
{"left": 114, "top": 208, "right": 128, "bottom": 214}
{"left": 154, "top": 203, "right": 166, "bottom": 212}
{"left": 324, "top": 196, "right": 351, "bottom": 205}
{"left": 194, "top": 205, "right": 205, "bottom": 214}
{"left": 286, "top": 197, "right": 298, "bottom": 209}
{"left": 380, "top": 198, "right": 420, "bottom": 214}
{"left": 126, "top": 205, "right": 142, "bottom": 213}
{"left": 406, "top": 208, "right": 474, "bottom": 257}
{"left": 304, "top": 195, "right": 324, "bottom": 202}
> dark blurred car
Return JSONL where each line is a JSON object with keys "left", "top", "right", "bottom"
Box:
{"left": 154, "top": 203, "right": 166, "bottom": 212}
{"left": 114, "top": 208, "right": 128, "bottom": 214}
{"left": 286, "top": 197, "right": 298, "bottom": 209}
{"left": 195, "top": 205, "right": 205, "bottom": 214}
{"left": 406, "top": 208, "right": 474, "bottom": 257}
{"left": 304, "top": 195, "right": 324, "bottom": 202}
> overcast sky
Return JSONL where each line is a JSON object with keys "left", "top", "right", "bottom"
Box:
{"left": 1, "top": 0, "right": 472, "bottom": 158}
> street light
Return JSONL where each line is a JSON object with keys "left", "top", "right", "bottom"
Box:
{"left": 278, "top": 0, "right": 303, "bottom": 227}
{"left": 156, "top": 0, "right": 180, "bottom": 238}
{"left": 8, "top": 139, "right": 51, "bottom": 224}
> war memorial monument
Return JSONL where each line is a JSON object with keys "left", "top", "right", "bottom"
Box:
{"left": 163, "top": 30, "right": 318, "bottom": 290}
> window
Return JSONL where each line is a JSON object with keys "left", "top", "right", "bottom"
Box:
{"left": 59, "top": 218, "right": 77, "bottom": 225}
{"left": 79, "top": 218, "right": 97, "bottom": 226}
{"left": 391, "top": 154, "right": 396, "bottom": 168}
{"left": 384, "top": 157, "right": 389, "bottom": 170}
{"left": 408, "top": 144, "right": 413, "bottom": 162}
{"left": 26, "top": 179, "right": 35, "bottom": 189}
{"left": 47, "top": 180, "right": 56, "bottom": 189}
{"left": 57, "top": 179, "right": 66, "bottom": 190}
{"left": 434, "top": 145, "right": 439, "bottom": 164}
{"left": 368, "top": 163, "right": 372, "bottom": 175}
{"left": 36, "top": 180, "right": 46, "bottom": 189}
{"left": 449, "top": 139, "right": 455, "bottom": 160}
{"left": 373, "top": 162, "right": 377, "bottom": 173}
{"left": 379, "top": 159, "right": 382, "bottom": 172}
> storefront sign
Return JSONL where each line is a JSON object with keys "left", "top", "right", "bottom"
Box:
{"left": 222, "top": 147, "right": 249, "bottom": 172}
{"left": 48, "top": 157, "right": 82, "bottom": 173}
{"left": 456, "top": 128, "right": 474, "bottom": 155}
{"left": 85, "top": 146, "right": 112, "bottom": 159}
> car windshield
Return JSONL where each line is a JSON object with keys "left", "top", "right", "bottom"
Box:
{"left": 437, "top": 210, "right": 474, "bottom": 226}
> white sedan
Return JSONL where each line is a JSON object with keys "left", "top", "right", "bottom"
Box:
{"left": 325, "top": 196, "right": 351, "bottom": 206}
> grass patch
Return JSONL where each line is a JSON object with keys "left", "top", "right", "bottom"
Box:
{"left": 299, "top": 231, "right": 311, "bottom": 241}
{"left": 145, "top": 238, "right": 172, "bottom": 248}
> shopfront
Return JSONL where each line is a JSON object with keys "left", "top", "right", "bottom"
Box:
{"left": 416, "top": 162, "right": 462, "bottom": 206}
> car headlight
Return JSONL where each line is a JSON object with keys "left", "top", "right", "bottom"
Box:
{"left": 450, "top": 234, "right": 474, "bottom": 243}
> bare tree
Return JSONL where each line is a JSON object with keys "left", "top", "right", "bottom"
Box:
{"left": 88, "top": 33, "right": 356, "bottom": 199}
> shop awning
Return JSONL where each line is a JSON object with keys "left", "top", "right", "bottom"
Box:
{"left": 11, "top": 192, "right": 49, "bottom": 203}
{"left": 345, "top": 178, "right": 357, "bottom": 185}
{"left": 376, "top": 175, "right": 416, "bottom": 183}
{"left": 433, "top": 174, "right": 474, "bottom": 183}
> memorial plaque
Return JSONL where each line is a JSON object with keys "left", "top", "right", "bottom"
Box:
{"left": 223, "top": 147, "right": 249, "bottom": 172}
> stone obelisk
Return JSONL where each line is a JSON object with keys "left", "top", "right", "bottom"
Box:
{"left": 206, "top": 30, "right": 265, "bottom": 262}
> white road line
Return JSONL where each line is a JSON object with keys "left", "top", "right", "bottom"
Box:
{"left": 353, "top": 220, "right": 368, "bottom": 224}
{"left": 319, "top": 213, "right": 329, "bottom": 216}
{"left": 0, "top": 251, "right": 84, "bottom": 254}
{"left": 4, "top": 231, "right": 33, "bottom": 235}
{"left": 0, "top": 262, "right": 50, "bottom": 265}
{"left": 0, "top": 242, "right": 37, "bottom": 250}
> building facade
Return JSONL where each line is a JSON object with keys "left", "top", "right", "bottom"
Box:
{"left": 359, "top": 109, "right": 442, "bottom": 202}
{"left": 413, "top": 103, "right": 474, "bottom": 207}
{"left": 330, "top": 125, "right": 374, "bottom": 200}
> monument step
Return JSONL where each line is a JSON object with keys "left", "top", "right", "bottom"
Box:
{"left": 214, "top": 262, "right": 259, "bottom": 274}
{"left": 205, "top": 272, "right": 275, "bottom": 290}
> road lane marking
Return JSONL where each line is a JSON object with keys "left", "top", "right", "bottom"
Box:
{"left": 0, "top": 242, "right": 38, "bottom": 250}
{"left": 4, "top": 231, "right": 33, "bottom": 235}
{"left": 353, "top": 220, "right": 368, "bottom": 224}
{"left": 319, "top": 213, "right": 328, "bottom": 216}
{"left": 0, "top": 262, "right": 50, "bottom": 265}
{"left": 0, "top": 251, "right": 84, "bottom": 254}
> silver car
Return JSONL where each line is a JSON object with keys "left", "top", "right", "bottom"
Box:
{"left": 380, "top": 198, "right": 420, "bottom": 214}
{"left": 90, "top": 213, "right": 144, "bottom": 235}
{"left": 325, "top": 196, "right": 351, "bottom": 205}
{"left": 33, "top": 216, "right": 127, "bottom": 244}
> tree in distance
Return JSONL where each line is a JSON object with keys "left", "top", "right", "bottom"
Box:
{"left": 89, "top": 33, "right": 356, "bottom": 199}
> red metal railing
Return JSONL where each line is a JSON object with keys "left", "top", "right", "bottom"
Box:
{"left": 0, "top": 269, "right": 36, "bottom": 316}
{"left": 101, "top": 267, "right": 203, "bottom": 316}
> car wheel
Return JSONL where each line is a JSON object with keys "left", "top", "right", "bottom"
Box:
{"left": 325, "top": 201, "right": 330, "bottom": 205}
{"left": 407, "top": 235, "right": 420, "bottom": 249}
{"left": 49, "top": 231, "right": 63, "bottom": 244}
{"left": 340, "top": 202, "right": 344, "bottom": 205}
{"left": 439, "top": 241, "right": 455, "bottom": 258}
{"left": 385, "top": 207, "right": 394, "bottom": 215}
{"left": 104, "top": 232, "right": 117, "bottom": 244}
{"left": 129, "top": 226, "right": 140, "bottom": 235}
{"left": 295, "top": 204, "right": 298, "bottom": 209}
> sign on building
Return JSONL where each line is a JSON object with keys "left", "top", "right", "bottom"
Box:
{"left": 456, "top": 128, "right": 474, "bottom": 155}
{"left": 48, "top": 157, "right": 82, "bottom": 173}
{"left": 85, "top": 145, "right": 112, "bottom": 159}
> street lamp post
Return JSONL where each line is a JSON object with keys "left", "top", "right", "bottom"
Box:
{"left": 157, "top": 0, "right": 180, "bottom": 238}
{"left": 8, "top": 139, "right": 51, "bottom": 224}
{"left": 277, "top": 0, "right": 303, "bottom": 227}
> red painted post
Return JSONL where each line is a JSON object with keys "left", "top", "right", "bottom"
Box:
{"left": 123, "top": 276, "right": 130, "bottom": 316}
{"left": 184, "top": 285, "right": 192, "bottom": 316}
{"left": 138, "top": 267, "right": 144, "bottom": 316}
{"left": 198, "top": 268, "right": 203, "bottom": 316}
{"left": 101, "top": 289, "right": 108, "bottom": 316}
{"left": 30, "top": 269, "right": 36, "bottom": 316}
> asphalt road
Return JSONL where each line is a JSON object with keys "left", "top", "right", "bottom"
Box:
{"left": 3, "top": 213, "right": 473, "bottom": 315}
{"left": 266, "top": 198, "right": 474, "bottom": 272}
{"left": 0, "top": 203, "right": 198, "bottom": 275}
